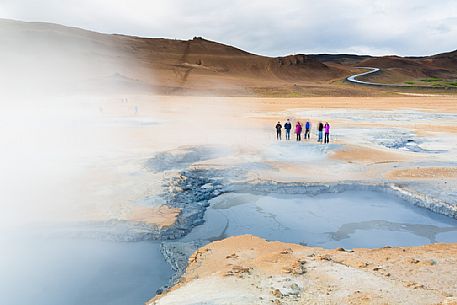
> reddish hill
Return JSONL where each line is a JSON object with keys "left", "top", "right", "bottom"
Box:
{"left": 0, "top": 19, "right": 349, "bottom": 96}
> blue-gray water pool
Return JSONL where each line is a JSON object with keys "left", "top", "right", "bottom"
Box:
{"left": 182, "top": 190, "right": 457, "bottom": 248}
{"left": 0, "top": 236, "right": 173, "bottom": 305}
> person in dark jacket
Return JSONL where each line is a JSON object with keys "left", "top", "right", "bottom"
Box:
{"left": 317, "top": 121, "right": 324, "bottom": 143}
{"left": 275, "top": 121, "right": 282, "bottom": 140}
{"left": 284, "top": 119, "right": 292, "bottom": 140}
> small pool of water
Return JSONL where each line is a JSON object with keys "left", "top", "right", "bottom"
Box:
{"left": 0, "top": 235, "right": 173, "bottom": 305}
{"left": 182, "top": 190, "right": 457, "bottom": 248}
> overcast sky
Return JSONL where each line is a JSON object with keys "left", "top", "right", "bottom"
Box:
{"left": 1, "top": 0, "right": 456, "bottom": 56}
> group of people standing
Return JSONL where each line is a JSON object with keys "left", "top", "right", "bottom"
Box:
{"left": 275, "top": 119, "right": 330, "bottom": 143}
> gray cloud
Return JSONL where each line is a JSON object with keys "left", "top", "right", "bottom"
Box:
{"left": 1, "top": 0, "right": 456, "bottom": 56}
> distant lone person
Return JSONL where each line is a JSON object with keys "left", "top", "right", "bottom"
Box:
{"left": 324, "top": 122, "right": 330, "bottom": 144}
{"left": 304, "top": 120, "right": 311, "bottom": 140}
{"left": 318, "top": 121, "right": 324, "bottom": 143}
{"left": 276, "top": 121, "right": 282, "bottom": 140}
{"left": 295, "top": 122, "right": 302, "bottom": 141}
{"left": 284, "top": 119, "right": 292, "bottom": 140}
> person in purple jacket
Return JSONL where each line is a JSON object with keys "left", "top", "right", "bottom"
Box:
{"left": 324, "top": 122, "right": 330, "bottom": 143}
{"left": 295, "top": 122, "right": 302, "bottom": 141}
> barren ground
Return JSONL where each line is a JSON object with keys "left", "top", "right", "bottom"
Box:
{"left": 149, "top": 235, "right": 457, "bottom": 305}
{"left": 11, "top": 94, "right": 457, "bottom": 305}
{"left": 54, "top": 94, "right": 456, "bottom": 305}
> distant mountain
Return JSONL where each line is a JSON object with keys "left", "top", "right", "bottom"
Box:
{"left": 1, "top": 18, "right": 456, "bottom": 96}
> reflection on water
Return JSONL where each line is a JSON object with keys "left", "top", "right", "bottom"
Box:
{"left": 329, "top": 220, "right": 457, "bottom": 243}
{"left": 184, "top": 190, "right": 457, "bottom": 249}
{"left": 0, "top": 234, "right": 173, "bottom": 305}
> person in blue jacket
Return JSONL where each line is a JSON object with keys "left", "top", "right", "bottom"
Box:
{"left": 304, "top": 120, "right": 311, "bottom": 140}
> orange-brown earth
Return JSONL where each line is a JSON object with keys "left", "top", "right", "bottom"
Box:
{"left": 386, "top": 167, "right": 457, "bottom": 180}
{"left": 150, "top": 235, "right": 457, "bottom": 305}
{"left": 124, "top": 205, "right": 181, "bottom": 228}
{"left": 331, "top": 145, "right": 408, "bottom": 164}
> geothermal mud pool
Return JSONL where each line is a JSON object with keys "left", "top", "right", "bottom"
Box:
{"left": 11, "top": 162, "right": 454, "bottom": 305}
{"left": 9, "top": 171, "right": 457, "bottom": 305}
{"left": 156, "top": 167, "right": 457, "bottom": 299}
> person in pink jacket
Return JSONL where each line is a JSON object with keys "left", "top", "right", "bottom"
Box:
{"left": 295, "top": 122, "right": 302, "bottom": 141}
{"left": 324, "top": 122, "right": 330, "bottom": 143}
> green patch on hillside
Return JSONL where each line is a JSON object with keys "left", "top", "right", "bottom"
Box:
{"left": 430, "top": 81, "right": 457, "bottom": 87}
{"left": 403, "top": 78, "right": 457, "bottom": 88}
{"left": 420, "top": 77, "right": 443, "bottom": 82}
